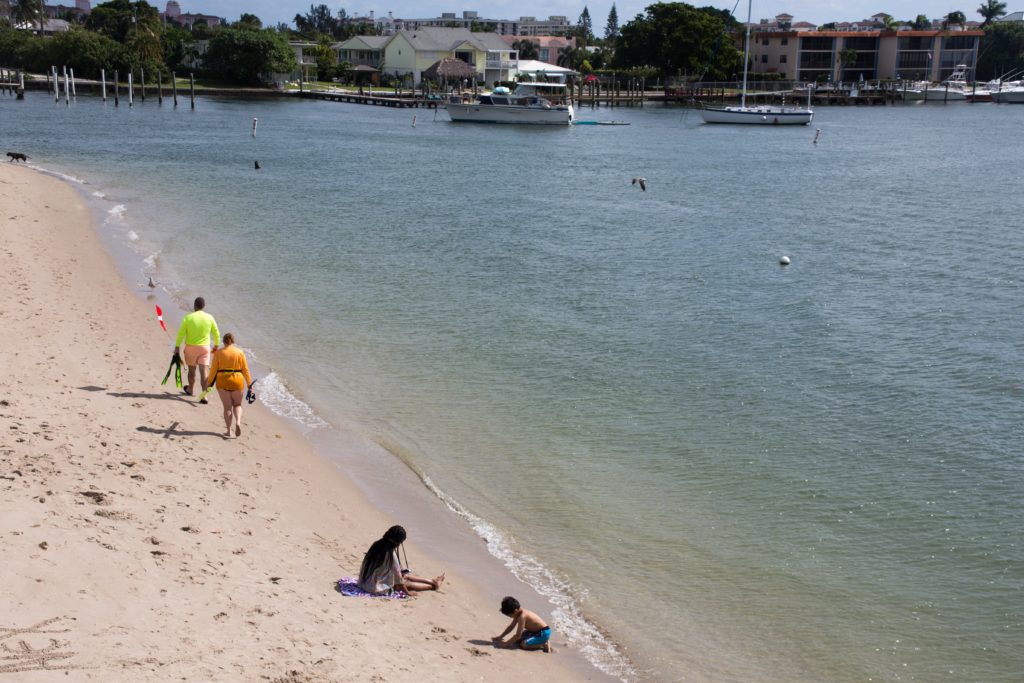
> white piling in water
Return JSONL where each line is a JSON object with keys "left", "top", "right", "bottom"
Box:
{"left": 128, "top": 72, "right": 133, "bottom": 107}
{"left": 63, "top": 66, "right": 69, "bottom": 105}
{"left": 101, "top": 69, "right": 107, "bottom": 101}
{"left": 252, "top": 117, "right": 258, "bottom": 136}
{"left": 70, "top": 68, "right": 76, "bottom": 97}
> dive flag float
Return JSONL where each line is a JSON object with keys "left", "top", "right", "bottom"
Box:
{"left": 155, "top": 305, "right": 167, "bottom": 332}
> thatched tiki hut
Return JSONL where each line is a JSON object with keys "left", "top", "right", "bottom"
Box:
{"left": 423, "top": 58, "right": 479, "bottom": 92}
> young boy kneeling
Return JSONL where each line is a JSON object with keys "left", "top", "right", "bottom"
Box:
{"left": 492, "top": 596, "right": 554, "bottom": 653}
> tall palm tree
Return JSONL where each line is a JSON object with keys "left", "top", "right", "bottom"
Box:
{"left": 977, "top": 0, "right": 1007, "bottom": 26}
{"left": 945, "top": 10, "right": 967, "bottom": 30}
{"left": 557, "top": 45, "right": 581, "bottom": 70}
{"left": 11, "top": 0, "right": 45, "bottom": 32}
{"left": 512, "top": 39, "right": 539, "bottom": 61}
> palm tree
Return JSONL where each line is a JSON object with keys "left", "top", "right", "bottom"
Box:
{"left": 944, "top": 10, "right": 967, "bottom": 30}
{"left": 511, "top": 39, "right": 539, "bottom": 61}
{"left": 882, "top": 15, "right": 900, "bottom": 32}
{"left": 839, "top": 47, "right": 857, "bottom": 80}
{"left": 557, "top": 46, "right": 581, "bottom": 70}
{"left": 10, "top": 0, "right": 45, "bottom": 32}
{"left": 977, "top": 0, "right": 1007, "bottom": 26}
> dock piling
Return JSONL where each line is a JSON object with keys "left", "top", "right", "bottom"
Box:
{"left": 114, "top": 70, "right": 119, "bottom": 106}
{"left": 101, "top": 69, "right": 106, "bottom": 101}
{"left": 128, "top": 71, "right": 133, "bottom": 107}
{"left": 189, "top": 72, "right": 195, "bottom": 109}
{"left": 172, "top": 71, "right": 178, "bottom": 107}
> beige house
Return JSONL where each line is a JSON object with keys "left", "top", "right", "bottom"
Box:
{"left": 381, "top": 27, "right": 516, "bottom": 85}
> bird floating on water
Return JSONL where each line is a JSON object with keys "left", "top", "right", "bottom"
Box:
{"left": 632, "top": 177, "right": 647, "bottom": 191}
{"left": 254, "top": 160, "right": 261, "bottom": 170}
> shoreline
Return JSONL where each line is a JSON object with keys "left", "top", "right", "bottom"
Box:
{"left": 0, "top": 162, "right": 606, "bottom": 681}
{"left": 69, "top": 155, "right": 631, "bottom": 681}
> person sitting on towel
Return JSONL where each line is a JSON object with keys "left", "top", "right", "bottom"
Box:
{"left": 357, "top": 525, "right": 444, "bottom": 595}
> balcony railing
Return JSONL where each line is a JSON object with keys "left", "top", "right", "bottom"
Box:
{"left": 485, "top": 59, "right": 518, "bottom": 70}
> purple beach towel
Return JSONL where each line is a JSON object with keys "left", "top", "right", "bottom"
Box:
{"left": 336, "top": 577, "right": 408, "bottom": 599}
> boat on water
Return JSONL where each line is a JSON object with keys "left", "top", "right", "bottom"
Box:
{"left": 991, "top": 86, "right": 1024, "bottom": 103}
{"left": 446, "top": 82, "right": 574, "bottom": 124}
{"left": 903, "top": 65, "right": 975, "bottom": 102}
{"left": 699, "top": 0, "right": 813, "bottom": 125}
{"left": 990, "top": 76, "right": 1024, "bottom": 103}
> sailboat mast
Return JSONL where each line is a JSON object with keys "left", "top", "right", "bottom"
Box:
{"left": 741, "top": 0, "right": 752, "bottom": 108}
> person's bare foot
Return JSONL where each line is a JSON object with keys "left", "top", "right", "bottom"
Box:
{"left": 543, "top": 643, "right": 556, "bottom": 653}
{"left": 235, "top": 424, "right": 241, "bottom": 437}
{"left": 224, "top": 429, "right": 232, "bottom": 438}
{"left": 433, "top": 573, "right": 446, "bottom": 590}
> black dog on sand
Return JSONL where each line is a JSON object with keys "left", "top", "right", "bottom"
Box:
{"left": 6, "top": 152, "right": 29, "bottom": 162}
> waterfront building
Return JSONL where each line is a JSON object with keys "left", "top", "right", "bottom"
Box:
{"left": 396, "top": 11, "right": 570, "bottom": 36}
{"left": 334, "top": 35, "right": 390, "bottom": 69}
{"left": 499, "top": 35, "right": 576, "bottom": 66}
{"left": 333, "top": 35, "right": 390, "bottom": 85}
{"left": 749, "top": 21, "right": 982, "bottom": 82}
{"left": 288, "top": 41, "right": 319, "bottom": 82}
{"left": 380, "top": 27, "right": 514, "bottom": 85}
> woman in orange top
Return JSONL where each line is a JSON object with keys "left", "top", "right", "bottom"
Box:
{"left": 205, "top": 332, "right": 253, "bottom": 438}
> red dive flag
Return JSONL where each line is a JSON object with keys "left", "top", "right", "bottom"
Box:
{"left": 155, "top": 305, "right": 167, "bottom": 332}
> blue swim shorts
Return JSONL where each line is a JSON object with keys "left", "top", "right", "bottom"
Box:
{"left": 522, "top": 626, "right": 552, "bottom": 647}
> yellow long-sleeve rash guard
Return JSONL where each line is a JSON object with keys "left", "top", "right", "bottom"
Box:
{"left": 175, "top": 310, "right": 220, "bottom": 347}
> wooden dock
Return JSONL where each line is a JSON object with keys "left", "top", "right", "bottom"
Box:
{"left": 1, "top": 68, "right": 25, "bottom": 98}
{"left": 299, "top": 90, "right": 439, "bottom": 109}
{"left": 663, "top": 84, "right": 900, "bottom": 106}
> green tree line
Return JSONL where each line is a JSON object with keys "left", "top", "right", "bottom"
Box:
{"left": 0, "top": 0, "right": 304, "bottom": 84}
{"left": 3, "top": 0, "right": 1023, "bottom": 84}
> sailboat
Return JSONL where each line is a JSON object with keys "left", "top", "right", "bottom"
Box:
{"left": 699, "top": 0, "right": 813, "bottom": 125}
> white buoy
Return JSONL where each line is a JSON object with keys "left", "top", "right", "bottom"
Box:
{"left": 779, "top": 256, "right": 791, "bottom": 266}
{"left": 252, "top": 117, "right": 258, "bottom": 136}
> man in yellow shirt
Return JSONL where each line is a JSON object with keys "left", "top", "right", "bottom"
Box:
{"left": 174, "top": 297, "right": 220, "bottom": 401}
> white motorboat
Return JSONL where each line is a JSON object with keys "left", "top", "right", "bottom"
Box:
{"left": 992, "top": 87, "right": 1024, "bottom": 103}
{"left": 699, "top": 0, "right": 813, "bottom": 125}
{"left": 990, "top": 77, "right": 1024, "bottom": 103}
{"left": 446, "top": 82, "right": 574, "bottom": 124}
{"left": 903, "top": 65, "right": 977, "bottom": 101}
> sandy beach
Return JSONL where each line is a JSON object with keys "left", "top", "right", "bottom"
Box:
{"left": 0, "top": 163, "right": 594, "bottom": 682}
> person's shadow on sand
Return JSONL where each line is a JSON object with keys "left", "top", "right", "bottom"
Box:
{"left": 136, "top": 424, "right": 226, "bottom": 439}
{"left": 107, "top": 390, "right": 196, "bottom": 404}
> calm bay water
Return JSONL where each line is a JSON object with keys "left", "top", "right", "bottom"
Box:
{"left": 4, "top": 90, "right": 1022, "bottom": 681}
